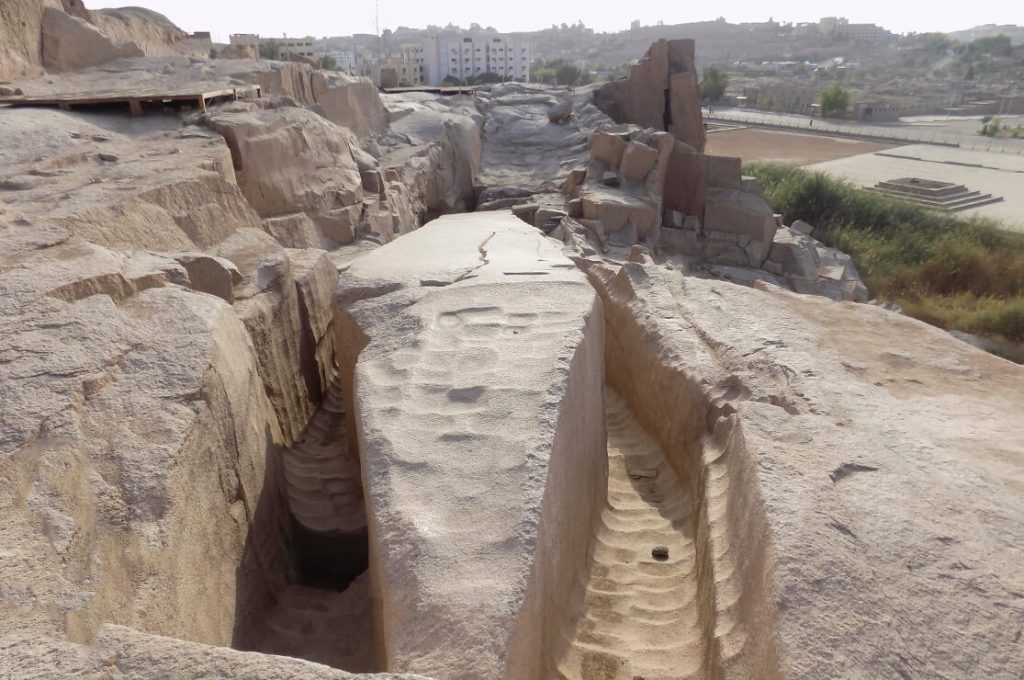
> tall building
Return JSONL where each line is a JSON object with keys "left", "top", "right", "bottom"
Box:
{"left": 422, "top": 34, "right": 530, "bottom": 85}
{"left": 276, "top": 37, "right": 316, "bottom": 60}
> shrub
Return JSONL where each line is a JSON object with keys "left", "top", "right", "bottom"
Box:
{"left": 745, "top": 162, "right": 1024, "bottom": 349}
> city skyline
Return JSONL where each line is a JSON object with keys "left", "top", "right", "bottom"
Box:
{"left": 88, "top": 0, "right": 1020, "bottom": 45}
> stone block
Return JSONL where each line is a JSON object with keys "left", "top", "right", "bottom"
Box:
{"left": 591, "top": 131, "right": 628, "bottom": 169}
{"left": 561, "top": 168, "right": 587, "bottom": 197}
{"left": 172, "top": 253, "right": 242, "bottom": 303}
{"left": 511, "top": 203, "right": 539, "bottom": 225}
{"left": 263, "top": 212, "right": 322, "bottom": 250}
{"left": 791, "top": 219, "right": 814, "bottom": 235}
{"left": 619, "top": 141, "right": 659, "bottom": 183}
{"left": 567, "top": 198, "right": 583, "bottom": 217}
{"left": 703, "top": 155, "right": 742, "bottom": 189}
{"left": 663, "top": 145, "right": 706, "bottom": 217}
{"left": 703, "top": 188, "right": 778, "bottom": 266}
{"left": 361, "top": 169, "right": 384, "bottom": 194}
{"left": 581, "top": 188, "right": 660, "bottom": 237}
{"left": 312, "top": 204, "right": 361, "bottom": 244}
{"left": 535, "top": 208, "right": 568, "bottom": 231}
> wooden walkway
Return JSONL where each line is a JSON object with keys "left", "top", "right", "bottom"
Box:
{"left": 0, "top": 84, "right": 261, "bottom": 116}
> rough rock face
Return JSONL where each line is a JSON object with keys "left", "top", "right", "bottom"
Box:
{"left": 205, "top": 106, "right": 371, "bottom": 245}
{"left": 42, "top": 7, "right": 144, "bottom": 72}
{"left": 377, "top": 94, "right": 482, "bottom": 216}
{"left": 0, "top": 0, "right": 63, "bottom": 80}
{"left": 0, "top": 109, "right": 261, "bottom": 251}
{"left": 336, "top": 212, "right": 607, "bottom": 679}
{"left": 0, "top": 93, "right": 384, "bottom": 678}
{"left": 311, "top": 70, "right": 388, "bottom": 140}
{"left": 578, "top": 127, "right": 675, "bottom": 247}
{"left": 476, "top": 83, "right": 608, "bottom": 193}
{"left": 585, "top": 261, "right": 1024, "bottom": 679}
{"left": 594, "top": 39, "right": 706, "bottom": 152}
{"left": 89, "top": 6, "right": 187, "bottom": 56}
{"left": 762, "top": 224, "right": 870, "bottom": 301}
{"left": 0, "top": 624, "right": 429, "bottom": 679}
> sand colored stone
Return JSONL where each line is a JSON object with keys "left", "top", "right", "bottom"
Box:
{"left": 337, "top": 212, "right": 607, "bottom": 679}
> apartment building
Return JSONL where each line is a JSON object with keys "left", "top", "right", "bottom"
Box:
{"left": 228, "top": 34, "right": 316, "bottom": 60}
{"left": 819, "top": 17, "right": 895, "bottom": 43}
{"left": 422, "top": 34, "right": 530, "bottom": 85}
{"left": 277, "top": 37, "right": 316, "bottom": 60}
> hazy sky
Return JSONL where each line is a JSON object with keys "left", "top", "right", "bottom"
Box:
{"left": 89, "top": 0, "right": 1013, "bottom": 43}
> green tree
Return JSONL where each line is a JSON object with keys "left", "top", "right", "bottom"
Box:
{"left": 257, "top": 40, "right": 280, "bottom": 60}
{"left": 700, "top": 65, "right": 728, "bottom": 102}
{"left": 319, "top": 55, "right": 337, "bottom": 71}
{"left": 819, "top": 84, "right": 850, "bottom": 118}
{"left": 467, "top": 72, "right": 504, "bottom": 85}
{"left": 555, "top": 61, "right": 591, "bottom": 86}
{"left": 442, "top": 74, "right": 464, "bottom": 86}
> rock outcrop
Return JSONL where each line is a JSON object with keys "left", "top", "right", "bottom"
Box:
{"left": 205, "top": 106, "right": 368, "bottom": 245}
{"left": 88, "top": 6, "right": 187, "bottom": 56}
{"left": 0, "top": 0, "right": 62, "bottom": 80}
{"left": 0, "top": 109, "right": 261, "bottom": 251}
{"left": 0, "top": 1, "right": 187, "bottom": 78}
{"left": 336, "top": 212, "right": 607, "bottom": 678}
{"left": 582, "top": 260, "right": 1024, "bottom": 679}
{"left": 42, "top": 6, "right": 143, "bottom": 72}
{"left": 595, "top": 39, "right": 706, "bottom": 152}
{"left": 2, "top": 24, "right": 1022, "bottom": 680}
{"left": 311, "top": 70, "right": 389, "bottom": 140}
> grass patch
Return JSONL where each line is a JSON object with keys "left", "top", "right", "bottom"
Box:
{"left": 745, "top": 162, "right": 1024, "bottom": 358}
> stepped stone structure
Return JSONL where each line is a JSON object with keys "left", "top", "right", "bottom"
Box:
{"left": 0, "top": 6, "right": 1022, "bottom": 680}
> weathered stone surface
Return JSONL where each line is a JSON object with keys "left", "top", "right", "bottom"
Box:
{"left": 591, "top": 131, "right": 628, "bottom": 169}
{"left": 619, "top": 141, "right": 659, "bottom": 183}
{"left": 0, "top": 0, "right": 62, "bottom": 80}
{"left": 702, "top": 187, "right": 778, "bottom": 266}
{"left": 172, "top": 252, "right": 242, "bottom": 303}
{"left": 88, "top": 6, "right": 187, "bottom": 57}
{"left": 337, "top": 211, "right": 606, "bottom": 679}
{"left": 0, "top": 265, "right": 288, "bottom": 653}
{"left": 41, "top": 7, "right": 143, "bottom": 72}
{"left": 0, "top": 625, "right": 430, "bottom": 679}
{"left": 763, "top": 226, "right": 870, "bottom": 302}
{"left": 586, "top": 262, "right": 1024, "bottom": 680}
{"left": 264, "top": 212, "right": 324, "bottom": 250}
{"left": 594, "top": 39, "right": 706, "bottom": 151}
{"left": 0, "top": 110, "right": 260, "bottom": 251}
{"left": 215, "top": 228, "right": 323, "bottom": 445}
{"left": 548, "top": 98, "right": 573, "bottom": 124}
{"left": 581, "top": 186, "right": 660, "bottom": 237}
{"left": 205, "top": 106, "right": 364, "bottom": 220}
{"left": 311, "top": 70, "right": 389, "bottom": 140}
{"left": 704, "top": 155, "right": 743, "bottom": 189}
{"left": 663, "top": 143, "right": 707, "bottom": 217}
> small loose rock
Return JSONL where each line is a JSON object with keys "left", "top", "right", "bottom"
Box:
{"left": 652, "top": 545, "right": 669, "bottom": 560}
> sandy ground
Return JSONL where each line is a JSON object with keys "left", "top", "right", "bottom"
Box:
{"left": 809, "top": 144, "right": 1024, "bottom": 231}
{"left": 705, "top": 127, "right": 895, "bottom": 165}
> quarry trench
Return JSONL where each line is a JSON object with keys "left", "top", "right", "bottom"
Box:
{"left": 231, "top": 236, "right": 780, "bottom": 680}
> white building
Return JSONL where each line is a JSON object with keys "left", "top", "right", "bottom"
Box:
{"left": 422, "top": 34, "right": 530, "bottom": 85}
{"left": 328, "top": 49, "right": 357, "bottom": 74}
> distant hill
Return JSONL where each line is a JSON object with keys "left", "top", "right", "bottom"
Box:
{"left": 947, "top": 25, "right": 1024, "bottom": 45}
